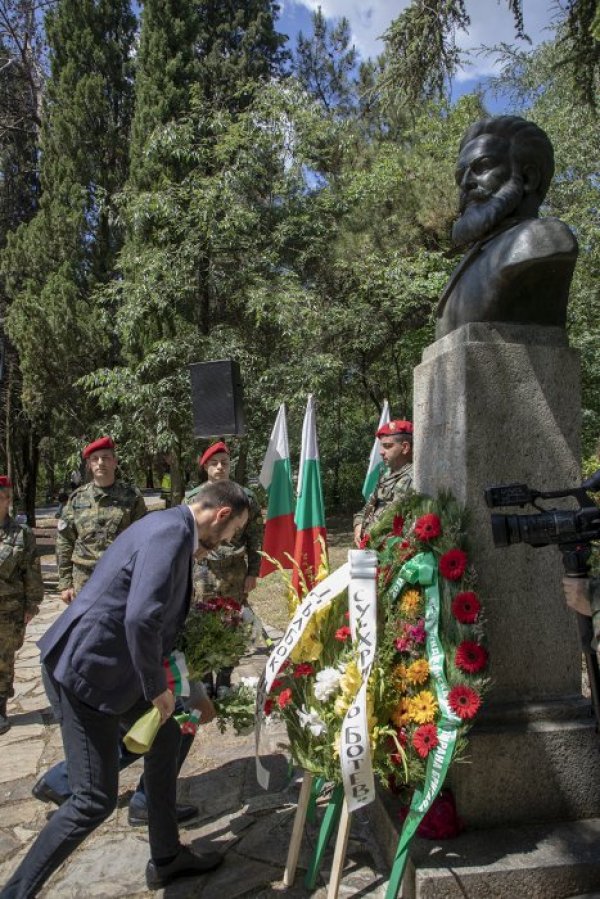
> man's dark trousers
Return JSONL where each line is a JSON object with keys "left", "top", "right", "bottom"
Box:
{"left": 0, "top": 669, "right": 181, "bottom": 899}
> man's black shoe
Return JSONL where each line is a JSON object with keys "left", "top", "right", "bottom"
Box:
{"left": 128, "top": 801, "right": 199, "bottom": 826}
{"left": 32, "top": 777, "right": 68, "bottom": 807}
{"left": 145, "top": 845, "right": 223, "bottom": 889}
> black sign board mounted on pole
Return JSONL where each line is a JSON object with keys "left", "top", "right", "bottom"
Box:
{"left": 189, "top": 360, "right": 247, "bottom": 438}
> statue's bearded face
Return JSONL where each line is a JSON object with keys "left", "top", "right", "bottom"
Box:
{"left": 452, "top": 134, "right": 525, "bottom": 247}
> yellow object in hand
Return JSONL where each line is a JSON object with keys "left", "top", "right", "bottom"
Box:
{"left": 123, "top": 707, "right": 162, "bottom": 754}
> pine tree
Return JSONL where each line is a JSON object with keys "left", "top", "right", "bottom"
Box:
{"left": 1, "top": 0, "right": 135, "bottom": 514}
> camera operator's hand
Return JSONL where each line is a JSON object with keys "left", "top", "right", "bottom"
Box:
{"left": 562, "top": 576, "right": 593, "bottom": 617}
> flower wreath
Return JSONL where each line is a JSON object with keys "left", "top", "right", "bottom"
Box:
{"left": 263, "top": 492, "right": 488, "bottom": 814}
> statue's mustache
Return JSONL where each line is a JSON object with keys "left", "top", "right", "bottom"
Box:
{"left": 459, "top": 187, "right": 493, "bottom": 213}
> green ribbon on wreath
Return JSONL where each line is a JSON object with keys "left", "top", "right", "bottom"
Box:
{"left": 385, "top": 551, "right": 461, "bottom": 899}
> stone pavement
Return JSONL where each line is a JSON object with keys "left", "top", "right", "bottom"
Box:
{"left": 0, "top": 552, "right": 389, "bottom": 898}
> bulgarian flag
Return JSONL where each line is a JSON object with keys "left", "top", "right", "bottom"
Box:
{"left": 362, "top": 399, "right": 390, "bottom": 500}
{"left": 291, "top": 395, "right": 327, "bottom": 596}
{"left": 259, "top": 404, "right": 296, "bottom": 577}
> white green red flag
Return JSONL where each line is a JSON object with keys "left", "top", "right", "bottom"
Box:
{"left": 361, "top": 399, "right": 390, "bottom": 501}
{"left": 292, "top": 395, "right": 327, "bottom": 595}
{"left": 259, "top": 404, "right": 296, "bottom": 577}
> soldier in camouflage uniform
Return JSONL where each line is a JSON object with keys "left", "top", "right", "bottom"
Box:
{"left": 56, "top": 436, "right": 146, "bottom": 603}
{"left": 0, "top": 476, "right": 44, "bottom": 734}
{"left": 353, "top": 419, "right": 414, "bottom": 546}
{"left": 185, "top": 442, "right": 263, "bottom": 695}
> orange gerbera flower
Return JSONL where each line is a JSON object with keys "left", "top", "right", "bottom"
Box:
{"left": 406, "top": 659, "right": 430, "bottom": 686}
{"left": 391, "top": 698, "right": 411, "bottom": 728}
{"left": 400, "top": 588, "right": 422, "bottom": 617}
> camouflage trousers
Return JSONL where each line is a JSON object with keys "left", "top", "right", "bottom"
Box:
{"left": 0, "top": 601, "right": 26, "bottom": 698}
{"left": 193, "top": 556, "right": 248, "bottom": 603}
{"left": 72, "top": 565, "right": 93, "bottom": 596}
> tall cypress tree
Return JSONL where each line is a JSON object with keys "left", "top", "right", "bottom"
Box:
{"left": 1, "top": 0, "right": 135, "bottom": 514}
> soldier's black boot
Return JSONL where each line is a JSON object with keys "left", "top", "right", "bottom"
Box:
{"left": 0, "top": 696, "right": 10, "bottom": 735}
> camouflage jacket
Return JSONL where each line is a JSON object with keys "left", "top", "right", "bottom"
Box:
{"left": 353, "top": 462, "right": 414, "bottom": 537}
{"left": 185, "top": 483, "right": 264, "bottom": 577}
{"left": 56, "top": 480, "right": 147, "bottom": 591}
{"left": 0, "top": 517, "right": 43, "bottom": 615}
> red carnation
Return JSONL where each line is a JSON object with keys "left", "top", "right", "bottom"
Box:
{"left": 277, "top": 688, "right": 293, "bottom": 710}
{"left": 263, "top": 699, "right": 274, "bottom": 716}
{"left": 293, "top": 663, "right": 315, "bottom": 678}
{"left": 448, "top": 685, "right": 481, "bottom": 720}
{"left": 451, "top": 591, "right": 481, "bottom": 624}
{"left": 414, "top": 513, "right": 442, "bottom": 542}
{"left": 392, "top": 515, "right": 405, "bottom": 536}
{"left": 335, "top": 626, "right": 352, "bottom": 641}
{"left": 412, "top": 724, "right": 439, "bottom": 758}
{"left": 270, "top": 678, "right": 284, "bottom": 691}
{"left": 455, "top": 641, "right": 488, "bottom": 674}
{"left": 439, "top": 548, "right": 468, "bottom": 581}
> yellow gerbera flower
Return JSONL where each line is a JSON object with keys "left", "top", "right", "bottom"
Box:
{"left": 408, "top": 690, "right": 438, "bottom": 724}
{"left": 406, "top": 659, "right": 430, "bottom": 686}
{"left": 391, "top": 698, "right": 411, "bottom": 728}
{"left": 400, "top": 588, "right": 422, "bottom": 617}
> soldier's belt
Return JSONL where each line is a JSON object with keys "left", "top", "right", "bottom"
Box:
{"left": 72, "top": 557, "right": 100, "bottom": 571}
{"left": 207, "top": 556, "right": 246, "bottom": 569}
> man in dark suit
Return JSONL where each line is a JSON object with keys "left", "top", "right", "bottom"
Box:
{"left": 0, "top": 480, "right": 250, "bottom": 898}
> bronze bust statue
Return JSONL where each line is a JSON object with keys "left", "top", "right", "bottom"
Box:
{"left": 436, "top": 116, "right": 578, "bottom": 339}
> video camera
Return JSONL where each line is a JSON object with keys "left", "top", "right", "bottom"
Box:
{"left": 485, "top": 470, "right": 600, "bottom": 577}
{"left": 485, "top": 470, "right": 600, "bottom": 728}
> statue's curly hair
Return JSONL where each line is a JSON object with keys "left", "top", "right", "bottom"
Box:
{"left": 459, "top": 116, "right": 554, "bottom": 202}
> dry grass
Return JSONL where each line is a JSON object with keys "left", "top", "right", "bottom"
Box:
{"left": 250, "top": 515, "right": 353, "bottom": 632}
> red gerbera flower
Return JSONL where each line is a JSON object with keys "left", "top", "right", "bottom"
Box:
{"left": 263, "top": 699, "right": 274, "bottom": 716}
{"left": 439, "top": 548, "right": 468, "bottom": 581}
{"left": 414, "top": 513, "right": 442, "bottom": 542}
{"left": 392, "top": 515, "right": 405, "bottom": 536}
{"left": 335, "top": 626, "right": 352, "bottom": 641}
{"left": 451, "top": 591, "right": 481, "bottom": 624}
{"left": 277, "top": 688, "right": 293, "bottom": 710}
{"left": 412, "top": 724, "right": 439, "bottom": 758}
{"left": 293, "top": 663, "right": 315, "bottom": 678}
{"left": 448, "top": 685, "right": 481, "bottom": 719}
{"left": 455, "top": 641, "right": 488, "bottom": 674}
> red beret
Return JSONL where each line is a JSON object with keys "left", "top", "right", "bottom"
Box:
{"left": 377, "top": 419, "right": 413, "bottom": 438}
{"left": 199, "top": 441, "right": 230, "bottom": 467}
{"left": 83, "top": 436, "right": 115, "bottom": 459}
{"left": 0, "top": 476, "right": 12, "bottom": 488}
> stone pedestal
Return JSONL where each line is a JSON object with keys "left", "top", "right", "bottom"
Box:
{"left": 403, "top": 322, "right": 600, "bottom": 895}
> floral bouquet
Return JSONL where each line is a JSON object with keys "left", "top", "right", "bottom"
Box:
{"left": 261, "top": 492, "right": 489, "bottom": 806}
{"left": 177, "top": 597, "right": 253, "bottom": 679}
{"left": 213, "top": 676, "right": 260, "bottom": 735}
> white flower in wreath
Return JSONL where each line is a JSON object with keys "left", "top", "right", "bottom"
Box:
{"left": 314, "top": 667, "right": 341, "bottom": 701}
{"left": 298, "top": 706, "right": 327, "bottom": 737}
{"left": 240, "top": 676, "right": 259, "bottom": 690}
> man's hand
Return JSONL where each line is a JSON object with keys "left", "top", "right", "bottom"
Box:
{"left": 152, "top": 689, "right": 175, "bottom": 724}
{"left": 353, "top": 524, "right": 362, "bottom": 548}
{"left": 562, "top": 576, "right": 592, "bottom": 617}
{"left": 61, "top": 588, "right": 75, "bottom": 605}
{"left": 24, "top": 612, "right": 34, "bottom": 625}
{"left": 243, "top": 576, "right": 257, "bottom": 594}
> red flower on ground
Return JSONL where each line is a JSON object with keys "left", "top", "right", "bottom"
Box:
{"left": 335, "top": 626, "right": 352, "bottom": 641}
{"left": 451, "top": 591, "right": 481, "bottom": 624}
{"left": 439, "top": 548, "right": 468, "bottom": 581}
{"left": 455, "top": 641, "right": 488, "bottom": 674}
{"left": 412, "top": 724, "right": 439, "bottom": 758}
{"left": 293, "top": 663, "right": 315, "bottom": 678}
{"left": 448, "top": 685, "right": 482, "bottom": 719}
{"left": 392, "top": 515, "right": 405, "bottom": 536}
{"left": 263, "top": 699, "right": 274, "bottom": 716}
{"left": 277, "top": 688, "right": 293, "bottom": 710}
{"left": 414, "top": 513, "right": 442, "bottom": 542}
